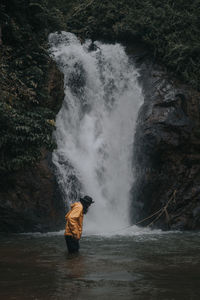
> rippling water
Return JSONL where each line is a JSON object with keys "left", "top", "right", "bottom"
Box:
{"left": 1, "top": 230, "right": 200, "bottom": 299}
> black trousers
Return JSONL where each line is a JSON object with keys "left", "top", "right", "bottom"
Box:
{"left": 65, "top": 235, "right": 80, "bottom": 253}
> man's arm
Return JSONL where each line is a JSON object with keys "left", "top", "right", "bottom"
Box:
{"left": 67, "top": 204, "right": 82, "bottom": 240}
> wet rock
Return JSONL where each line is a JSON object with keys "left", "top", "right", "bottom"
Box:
{"left": 46, "top": 60, "right": 65, "bottom": 113}
{"left": 131, "top": 52, "right": 200, "bottom": 230}
{"left": 0, "top": 150, "right": 65, "bottom": 233}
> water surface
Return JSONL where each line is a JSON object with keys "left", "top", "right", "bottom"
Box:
{"left": 0, "top": 230, "right": 200, "bottom": 299}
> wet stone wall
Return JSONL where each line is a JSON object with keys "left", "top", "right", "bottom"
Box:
{"left": 131, "top": 51, "right": 200, "bottom": 230}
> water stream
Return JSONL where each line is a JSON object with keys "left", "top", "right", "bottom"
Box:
{"left": 49, "top": 32, "right": 143, "bottom": 234}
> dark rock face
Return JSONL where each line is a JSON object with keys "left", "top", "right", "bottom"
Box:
{"left": 46, "top": 60, "right": 65, "bottom": 114}
{"left": 131, "top": 57, "right": 200, "bottom": 230}
{"left": 0, "top": 150, "right": 65, "bottom": 233}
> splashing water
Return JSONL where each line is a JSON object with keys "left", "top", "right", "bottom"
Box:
{"left": 49, "top": 32, "right": 143, "bottom": 234}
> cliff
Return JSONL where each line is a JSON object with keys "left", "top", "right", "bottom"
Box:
{"left": 131, "top": 54, "right": 200, "bottom": 230}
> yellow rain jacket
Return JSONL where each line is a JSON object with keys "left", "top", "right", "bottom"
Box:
{"left": 64, "top": 202, "right": 83, "bottom": 240}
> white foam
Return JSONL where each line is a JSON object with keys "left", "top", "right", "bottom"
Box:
{"left": 21, "top": 226, "right": 180, "bottom": 238}
{"left": 49, "top": 32, "right": 143, "bottom": 234}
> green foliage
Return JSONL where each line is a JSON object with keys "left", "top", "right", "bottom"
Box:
{"left": 0, "top": 0, "right": 69, "bottom": 173}
{"left": 48, "top": 0, "right": 79, "bottom": 16}
{"left": 0, "top": 102, "right": 56, "bottom": 172}
{"left": 67, "top": 0, "right": 200, "bottom": 89}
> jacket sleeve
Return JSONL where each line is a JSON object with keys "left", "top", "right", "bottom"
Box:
{"left": 67, "top": 205, "right": 82, "bottom": 240}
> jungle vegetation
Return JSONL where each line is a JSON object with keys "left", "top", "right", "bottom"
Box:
{"left": 67, "top": 0, "right": 200, "bottom": 89}
{"left": 0, "top": 0, "right": 67, "bottom": 174}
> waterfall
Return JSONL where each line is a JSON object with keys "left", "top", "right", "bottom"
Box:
{"left": 49, "top": 32, "right": 143, "bottom": 234}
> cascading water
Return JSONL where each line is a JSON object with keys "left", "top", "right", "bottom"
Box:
{"left": 49, "top": 32, "right": 143, "bottom": 234}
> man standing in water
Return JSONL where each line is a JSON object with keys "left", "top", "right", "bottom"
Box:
{"left": 64, "top": 195, "right": 94, "bottom": 253}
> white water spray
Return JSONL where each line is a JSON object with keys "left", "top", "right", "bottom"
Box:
{"left": 49, "top": 32, "right": 143, "bottom": 234}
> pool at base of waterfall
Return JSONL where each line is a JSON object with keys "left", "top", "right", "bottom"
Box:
{"left": 0, "top": 231, "right": 200, "bottom": 300}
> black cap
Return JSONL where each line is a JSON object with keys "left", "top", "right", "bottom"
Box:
{"left": 81, "top": 195, "right": 94, "bottom": 205}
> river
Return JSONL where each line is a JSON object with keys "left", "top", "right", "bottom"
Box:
{"left": 1, "top": 230, "right": 200, "bottom": 299}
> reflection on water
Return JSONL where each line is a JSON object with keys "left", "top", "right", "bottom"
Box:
{"left": 0, "top": 232, "right": 200, "bottom": 299}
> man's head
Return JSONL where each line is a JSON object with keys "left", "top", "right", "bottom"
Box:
{"left": 80, "top": 195, "right": 94, "bottom": 214}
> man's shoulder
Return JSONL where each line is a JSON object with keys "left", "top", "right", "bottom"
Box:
{"left": 70, "top": 201, "right": 83, "bottom": 216}
{"left": 72, "top": 201, "right": 83, "bottom": 209}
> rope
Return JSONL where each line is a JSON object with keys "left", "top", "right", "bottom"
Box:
{"left": 87, "top": 190, "right": 177, "bottom": 236}
{"left": 146, "top": 190, "right": 176, "bottom": 227}
{"left": 135, "top": 207, "right": 163, "bottom": 225}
